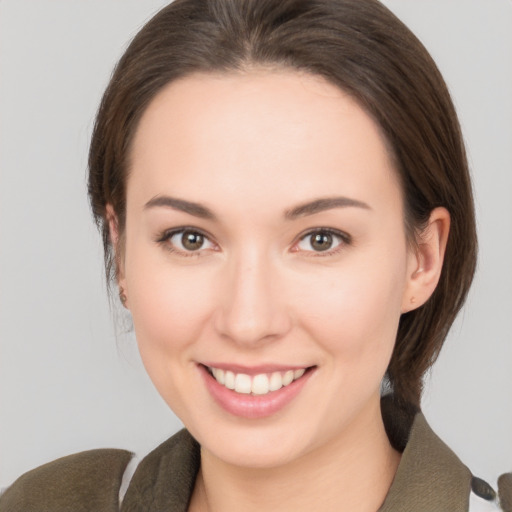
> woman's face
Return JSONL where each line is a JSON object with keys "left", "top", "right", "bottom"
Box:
{"left": 119, "top": 70, "right": 419, "bottom": 468}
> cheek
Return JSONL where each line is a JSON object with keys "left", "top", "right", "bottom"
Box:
{"left": 295, "top": 252, "right": 407, "bottom": 362}
{"left": 124, "top": 249, "right": 214, "bottom": 359}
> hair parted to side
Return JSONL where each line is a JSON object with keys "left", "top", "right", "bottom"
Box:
{"left": 88, "top": 0, "right": 477, "bottom": 407}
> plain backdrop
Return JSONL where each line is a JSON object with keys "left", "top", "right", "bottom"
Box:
{"left": 1, "top": 0, "right": 511, "bottom": 490}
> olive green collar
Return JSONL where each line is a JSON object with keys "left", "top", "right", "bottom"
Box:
{"left": 379, "top": 411, "right": 472, "bottom": 511}
{"left": 122, "top": 399, "right": 472, "bottom": 511}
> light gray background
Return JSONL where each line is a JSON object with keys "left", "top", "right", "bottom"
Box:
{"left": 1, "top": 0, "right": 511, "bottom": 489}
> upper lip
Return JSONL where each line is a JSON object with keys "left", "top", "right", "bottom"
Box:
{"left": 200, "top": 362, "right": 313, "bottom": 376}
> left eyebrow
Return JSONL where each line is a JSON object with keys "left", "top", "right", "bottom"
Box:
{"left": 284, "top": 196, "right": 371, "bottom": 220}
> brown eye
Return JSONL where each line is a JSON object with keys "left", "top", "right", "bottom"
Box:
{"left": 296, "top": 229, "right": 348, "bottom": 254}
{"left": 166, "top": 229, "right": 215, "bottom": 253}
{"left": 310, "top": 232, "right": 333, "bottom": 251}
{"left": 181, "top": 231, "right": 204, "bottom": 250}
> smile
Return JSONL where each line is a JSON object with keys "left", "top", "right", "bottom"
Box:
{"left": 207, "top": 366, "right": 307, "bottom": 396}
{"left": 200, "top": 364, "right": 316, "bottom": 419}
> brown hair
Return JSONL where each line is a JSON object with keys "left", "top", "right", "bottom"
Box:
{"left": 88, "top": 0, "right": 477, "bottom": 407}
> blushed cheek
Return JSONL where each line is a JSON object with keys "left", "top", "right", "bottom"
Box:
{"left": 127, "top": 265, "right": 214, "bottom": 358}
{"left": 299, "top": 267, "right": 403, "bottom": 358}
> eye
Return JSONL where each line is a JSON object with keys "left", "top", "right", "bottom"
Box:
{"left": 159, "top": 228, "right": 216, "bottom": 255}
{"left": 295, "top": 229, "right": 349, "bottom": 254}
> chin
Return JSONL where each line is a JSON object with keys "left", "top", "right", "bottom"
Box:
{"left": 195, "top": 421, "right": 316, "bottom": 469}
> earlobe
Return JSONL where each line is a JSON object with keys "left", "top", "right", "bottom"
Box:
{"left": 106, "top": 204, "right": 120, "bottom": 249}
{"left": 401, "top": 207, "right": 450, "bottom": 313}
{"left": 106, "top": 204, "right": 128, "bottom": 308}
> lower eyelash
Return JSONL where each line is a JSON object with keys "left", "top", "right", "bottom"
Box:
{"left": 155, "top": 228, "right": 211, "bottom": 257}
{"left": 154, "top": 227, "right": 351, "bottom": 257}
{"left": 298, "top": 229, "right": 352, "bottom": 256}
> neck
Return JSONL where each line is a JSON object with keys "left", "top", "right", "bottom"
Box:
{"left": 189, "top": 397, "right": 401, "bottom": 512}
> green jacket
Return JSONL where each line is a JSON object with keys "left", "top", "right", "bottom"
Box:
{"left": 1, "top": 398, "right": 510, "bottom": 511}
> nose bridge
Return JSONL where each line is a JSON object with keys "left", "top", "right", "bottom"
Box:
{"left": 215, "top": 245, "right": 290, "bottom": 346}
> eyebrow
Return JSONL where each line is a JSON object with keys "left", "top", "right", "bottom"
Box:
{"left": 144, "top": 194, "right": 371, "bottom": 220}
{"left": 144, "top": 195, "right": 216, "bottom": 220}
{"left": 284, "top": 196, "right": 371, "bottom": 219}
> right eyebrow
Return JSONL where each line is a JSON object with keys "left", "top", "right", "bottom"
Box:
{"left": 144, "top": 195, "right": 216, "bottom": 220}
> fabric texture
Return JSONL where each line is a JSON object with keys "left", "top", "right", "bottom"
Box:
{"left": 498, "top": 474, "right": 512, "bottom": 512}
{"left": 1, "top": 398, "right": 510, "bottom": 511}
{"left": 379, "top": 412, "right": 471, "bottom": 511}
{"left": 0, "top": 449, "right": 132, "bottom": 512}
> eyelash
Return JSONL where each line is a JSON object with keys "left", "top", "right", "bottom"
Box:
{"left": 156, "top": 227, "right": 352, "bottom": 257}
{"left": 294, "top": 228, "right": 351, "bottom": 257}
{"left": 156, "top": 227, "right": 216, "bottom": 258}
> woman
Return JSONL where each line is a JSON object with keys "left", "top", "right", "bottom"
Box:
{"left": 1, "top": 0, "right": 510, "bottom": 510}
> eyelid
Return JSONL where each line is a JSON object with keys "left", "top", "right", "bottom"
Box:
{"left": 292, "top": 227, "right": 351, "bottom": 256}
{"left": 156, "top": 226, "right": 218, "bottom": 256}
{"left": 155, "top": 226, "right": 351, "bottom": 257}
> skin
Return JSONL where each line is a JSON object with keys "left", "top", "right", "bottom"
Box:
{"left": 110, "top": 70, "right": 449, "bottom": 511}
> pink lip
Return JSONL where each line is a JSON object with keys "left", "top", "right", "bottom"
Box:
{"left": 199, "top": 364, "right": 315, "bottom": 419}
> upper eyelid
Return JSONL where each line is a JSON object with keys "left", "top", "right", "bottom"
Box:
{"left": 292, "top": 228, "right": 351, "bottom": 255}
{"left": 158, "top": 226, "right": 214, "bottom": 242}
{"left": 156, "top": 227, "right": 218, "bottom": 256}
{"left": 156, "top": 226, "right": 351, "bottom": 252}
{"left": 296, "top": 227, "right": 351, "bottom": 243}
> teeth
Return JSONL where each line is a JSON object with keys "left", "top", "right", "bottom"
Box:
{"left": 282, "top": 370, "right": 294, "bottom": 386}
{"left": 208, "top": 366, "right": 307, "bottom": 396}
{"left": 224, "top": 370, "right": 235, "bottom": 390}
{"left": 212, "top": 367, "right": 225, "bottom": 385}
{"left": 294, "top": 368, "right": 305, "bottom": 379}
{"left": 269, "top": 372, "right": 283, "bottom": 391}
{"left": 251, "top": 374, "right": 269, "bottom": 395}
{"left": 234, "top": 373, "right": 252, "bottom": 394}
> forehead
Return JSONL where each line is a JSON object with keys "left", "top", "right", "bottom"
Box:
{"left": 127, "top": 70, "right": 402, "bottom": 215}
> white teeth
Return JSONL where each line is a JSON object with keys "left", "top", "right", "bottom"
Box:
{"left": 212, "top": 368, "right": 225, "bottom": 385}
{"left": 209, "top": 366, "right": 308, "bottom": 395}
{"left": 269, "top": 372, "right": 283, "bottom": 391}
{"left": 224, "top": 370, "right": 235, "bottom": 390}
{"left": 234, "top": 373, "right": 252, "bottom": 394}
{"left": 282, "top": 370, "right": 294, "bottom": 386}
{"left": 251, "top": 374, "right": 269, "bottom": 395}
{"left": 294, "top": 368, "right": 305, "bottom": 379}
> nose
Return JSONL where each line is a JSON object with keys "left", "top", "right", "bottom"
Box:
{"left": 213, "top": 250, "right": 292, "bottom": 347}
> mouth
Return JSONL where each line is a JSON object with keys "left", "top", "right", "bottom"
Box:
{"left": 199, "top": 363, "right": 316, "bottom": 419}
{"left": 205, "top": 365, "right": 309, "bottom": 396}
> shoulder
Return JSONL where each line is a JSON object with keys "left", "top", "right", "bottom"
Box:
{"left": 380, "top": 397, "right": 512, "bottom": 511}
{"left": 121, "top": 429, "right": 200, "bottom": 511}
{"left": 0, "top": 430, "right": 200, "bottom": 512}
{"left": 0, "top": 448, "right": 132, "bottom": 512}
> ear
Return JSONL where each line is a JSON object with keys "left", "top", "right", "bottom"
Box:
{"left": 106, "top": 204, "right": 128, "bottom": 307}
{"left": 401, "top": 207, "right": 450, "bottom": 313}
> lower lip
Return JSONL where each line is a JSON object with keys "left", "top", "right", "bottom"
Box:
{"left": 199, "top": 365, "right": 314, "bottom": 419}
